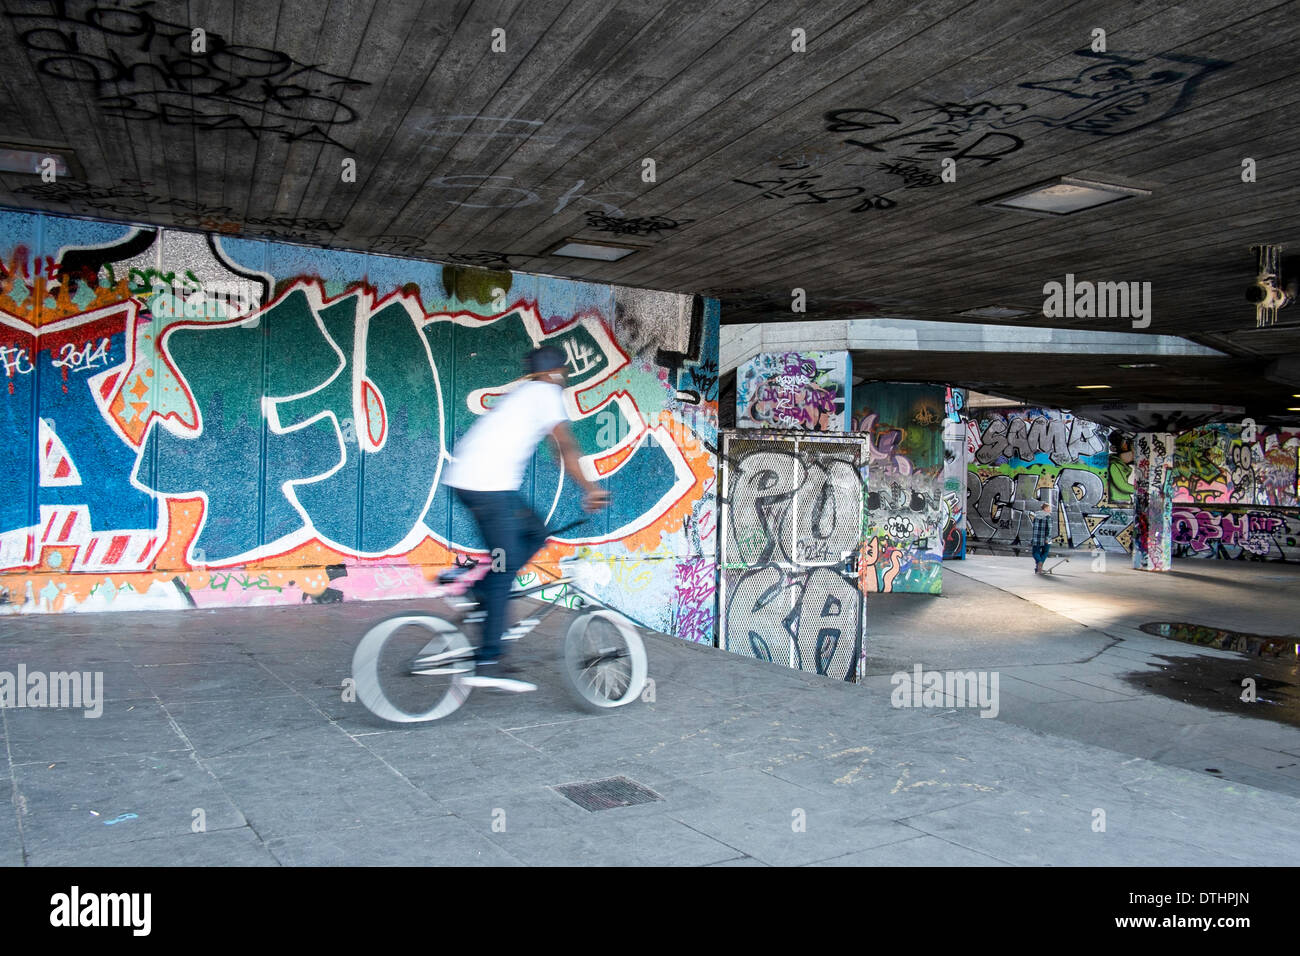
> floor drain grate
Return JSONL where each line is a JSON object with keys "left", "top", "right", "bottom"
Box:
{"left": 553, "top": 776, "right": 663, "bottom": 811}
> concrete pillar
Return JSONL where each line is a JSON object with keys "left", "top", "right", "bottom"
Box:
{"left": 1131, "top": 432, "right": 1175, "bottom": 571}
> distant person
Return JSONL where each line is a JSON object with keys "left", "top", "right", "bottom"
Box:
{"left": 441, "top": 346, "right": 609, "bottom": 693}
{"left": 1030, "top": 502, "right": 1053, "bottom": 574}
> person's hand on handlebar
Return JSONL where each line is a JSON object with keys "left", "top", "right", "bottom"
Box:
{"left": 582, "top": 484, "right": 610, "bottom": 513}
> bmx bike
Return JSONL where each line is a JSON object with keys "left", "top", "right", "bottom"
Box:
{"left": 350, "top": 527, "right": 647, "bottom": 723}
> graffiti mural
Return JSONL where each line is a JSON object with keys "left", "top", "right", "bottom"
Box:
{"left": 852, "top": 384, "right": 943, "bottom": 593}
{"left": 1174, "top": 424, "right": 1300, "bottom": 506}
{"left": 0, "top": 209, "right": 720, "bottom": 640}
{"left": 1172, "top": 506, "right": 1300, "bottom": 562}
{"left": 966, "top": 407, "right": 1135, "bottom": 555}
{"left": 719, "top": 434, "right": 867, "bottom": 682}
{"left": 735, "top": 350, "right": 850, "bottom": 432}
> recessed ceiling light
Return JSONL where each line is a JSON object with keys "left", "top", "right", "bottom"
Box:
{"left": 985, "top": 177, "right": 1150, "bottom": 216}
{"left": 0, "top": 144, "right": 74, "bottom": 176}
{"left": 958, "top": 305, "right": 1031, "bottom": 319}
{"left": 1076, "top": 384, "right": 1112, "bottom": 389}
{"left": 546, "top": 239, "right": 638, "bottom": 261}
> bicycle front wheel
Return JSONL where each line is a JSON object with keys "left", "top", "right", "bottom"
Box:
{"left": 352, "top": 614, "right": 474, "bottom": 723}
{"left": 560, "top": 610, "right": 648, "bottom": 711}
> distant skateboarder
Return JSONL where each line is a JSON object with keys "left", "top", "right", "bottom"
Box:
{"left": 1030, "top": 502, "right": 1053, "bottom": 574}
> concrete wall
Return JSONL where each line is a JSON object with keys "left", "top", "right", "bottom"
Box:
{"left": 1174, "top": 424, "right": 1299, "bottom": 506}
{"left": 852, "top": 383, "right": 944, "bottom": 593}
{"left": 735, "top": 350, "right": 850, "bottom": 431}
{"left": 1171, "top": 505, "right": 1300, "bottom": 561}
{"left": 966, "top": 407, "right": 1135, "bottom": 554}
{"left": 0, "top": 209, "right": 720, "bottom": 640}
{"left": 1168, "top": 424, "right": 1300, "bottom": 562}
{"left": 966, "top": 410, "right": 1300, "bottom": 565}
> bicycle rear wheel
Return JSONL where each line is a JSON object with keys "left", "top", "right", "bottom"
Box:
{"left": 560, "top": 610, "right": 648, "bottom": 711}
{"left": 352, "top": 614, "right": 474, "bottom": 723}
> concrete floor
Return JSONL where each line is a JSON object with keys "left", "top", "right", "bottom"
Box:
{"left": 1, "top": 555, "right": 1298, "bottom": 866}
{"left": 874, "top": 556, "right": 1300, "bottom": 798}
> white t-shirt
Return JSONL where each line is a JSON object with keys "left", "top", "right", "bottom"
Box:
{"left": 441, "top": 379, "right": 569, "bottom": 491}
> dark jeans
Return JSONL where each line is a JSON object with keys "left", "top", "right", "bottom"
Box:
{"left": 1032, "top": 544, "right": 1050, "bottom": 564}
{"left": 454, "top": 488, "right": 550, "bottom": 664}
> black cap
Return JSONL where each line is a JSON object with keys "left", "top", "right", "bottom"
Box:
{"left": 526, "top": 345, "right": 566, "bottom": 375}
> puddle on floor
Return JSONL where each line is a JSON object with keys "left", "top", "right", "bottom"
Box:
{"left": 1124, "top": 623, "right": 1300, "bottom": 727}
{"left": 1138, "top": 621, "right": 1299, "bottom": 658}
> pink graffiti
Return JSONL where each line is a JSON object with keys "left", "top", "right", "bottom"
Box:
{"left": 674, "top": 557, "right": 716, "bottom": 644}
{"left": 747, "top": 378, "right": 839, "bottom": 429}
{"left": 779, "top": 353, "right": 817, "bottom": 378}
{"left": 858, "top": 412, "right": 913, "bottom": 477}
{"left": 1171, "top": 508, "right": 1284, "bottom": 553}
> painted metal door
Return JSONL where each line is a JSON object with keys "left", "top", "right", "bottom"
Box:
{"left": 718, "top": 431, "right": 869, "bottom": 682}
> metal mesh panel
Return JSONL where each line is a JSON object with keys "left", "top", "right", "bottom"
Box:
{"left": 721, "top": 565, "right": 795, "bottom": 668}
{"left": 719, "top": 431, "right": 868, "bottom": 682}
{"left": 722, "top": 435, "right": 798, "bottom": 565}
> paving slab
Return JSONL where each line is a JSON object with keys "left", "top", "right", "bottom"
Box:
{"left": 807, "top": 833, "right": 1009, "bottom": 867}
{"left": 30, "top": 827, "right": 278, "bottom": 867}
{"left": 13, "top": 751, "right": 247, "bottom": 856}
{"left": 265, "top": 817, "right": 525, "bottom": 867}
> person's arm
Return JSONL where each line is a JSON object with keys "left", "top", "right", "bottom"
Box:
{"left": 550, "top": 421, "right": 609, "bottom": 512}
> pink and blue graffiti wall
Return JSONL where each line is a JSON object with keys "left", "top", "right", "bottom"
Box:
{"left": 0, "top": 209, "right": 720, "bottom": 640}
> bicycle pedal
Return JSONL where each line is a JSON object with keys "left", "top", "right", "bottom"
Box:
{"left": 410, "top": 664, "right": 474, "bottom": 676}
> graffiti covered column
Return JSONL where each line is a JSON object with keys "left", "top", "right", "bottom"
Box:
{"left": 735, "top": 350, "right": 851, "bottom": 431}
{"left": 853, "top": 383, "right": 945, "bottom": 593}
{"left": 1132, "top": 432, "right": 1175, "bottom": 571}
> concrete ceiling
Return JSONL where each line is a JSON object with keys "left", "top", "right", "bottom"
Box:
{"left": 2, "top": 0, "right": 1299, "bottom": 419}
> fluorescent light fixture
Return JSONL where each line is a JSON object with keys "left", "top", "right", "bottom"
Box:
{"left": 958, "top": 305, "right": 1031, "bottom": 319}
{"left": 1289, "top": 407, "right": 1300, "bottom": 412}
{"left": 546, "top": 239, "right": 638, "bottom": 261}
{"left": 1076, "top": 384, "right": 1112, "bottom": 389}
{"left": 1117, "top": 363, "right": 1160, "bottom": 369}
{"left": 985, "top": 177, "right": 1150, "bottom": 216}
{"left": 0, "top": 145, "right": 72, "bottom": 176}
